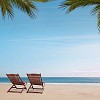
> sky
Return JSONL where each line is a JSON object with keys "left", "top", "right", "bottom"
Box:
{"left": 0, "top": 0, "right": 100, "bottom": 77}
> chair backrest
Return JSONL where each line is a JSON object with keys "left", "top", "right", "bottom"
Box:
{"left": 27, "top": 73, "right": 43, "bottom": 85}
{"left": 6, "top": 74, "right": 24, "bottom": 85}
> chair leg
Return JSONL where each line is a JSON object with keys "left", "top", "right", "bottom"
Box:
{"left": 27, "top": 84, "right": 44, "bottom": 94}
{"left": 31, "top": 85, "right": 34, "bottom": 89}
{"left": 42, "top": 83, "right": 45, "bottom": 90}
{"left": 7, "top": 84, "right": 27, "bottom": 93}
{"left": 42, "top": 86, "right": 44, "bottom": 90}
{"left": 7, "top": 85, "right": 16, "bottom": 92}
{"left": 20, "top": 85, "right": 27, "bottom": 93}
{"left": 27, "top": 85, "right": 32, "bottom": 93}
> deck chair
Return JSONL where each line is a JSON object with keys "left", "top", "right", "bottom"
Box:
{"left": 6, "top": 74, "right": 27, "bottom": 93}
{"left": 27, "top": 73, "right": 45, "bottom": 94}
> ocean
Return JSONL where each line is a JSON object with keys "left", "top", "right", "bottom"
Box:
{"left": 0, "top": 77, "right": 100, "bottom": 83}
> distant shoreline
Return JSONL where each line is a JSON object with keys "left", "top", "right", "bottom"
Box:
{"left": 1, "top": 77, "right": 100, "bottom": 83}
{"left": 1, "top": 83, "right": 100, "bottom": 86}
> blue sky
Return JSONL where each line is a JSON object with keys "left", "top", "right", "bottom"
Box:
{"left": 0, "top": 0, "right": 100, "bottom": 77}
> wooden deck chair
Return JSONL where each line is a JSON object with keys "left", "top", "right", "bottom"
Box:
{"left": 6, "top": 74, "right": 27, "bottom": 93}
{"left": 27, "top": 73, "right": 45, "bottom": 94}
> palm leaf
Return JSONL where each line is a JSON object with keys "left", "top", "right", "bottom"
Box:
{"left": 60, "top": 0, "right": 100, "bottom": 31}
{"left": 33, "top": 0, "right": 53, "bottom": 2}
{"left": 60, "top": 0, "right": 100, "bottom": 13}
{"left": 97, "top": 9, "right": 100, "bottom": 31}
{"left": 0, "top": 0, "right": 52, "bottom": 19}
{"left": 0, "top": 0, "right": 14, "bottom": 19}
{"left": 10, "top": 0, "right": 37, "bottom": 18}
{"left": 92, "top": 4, "right": 100, "bottom": 15}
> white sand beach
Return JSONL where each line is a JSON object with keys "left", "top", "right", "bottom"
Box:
{"left": 0, "top": 84, "right": 100, "bottom": 100}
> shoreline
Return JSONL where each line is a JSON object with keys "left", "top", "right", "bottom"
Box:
{"left": 1, "top": 82, "right": 100, "bottom": 85}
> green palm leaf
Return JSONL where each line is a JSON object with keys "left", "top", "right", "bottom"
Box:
{"left": 33, "top": 0, "right": 53, "bottom": 2}
{"left": 0, "top": 0, "right": 51, "bottom": 19}
{"left": 10, "top": 0, "right": 37, "bottom": 18}
{"left": 60, "top": 0, "right": 100, "bottom": 12}
{"left": 92, "top": 4, "right": 100, "bottom": 15}
{"left": 60, "top": 0, "right": 100, "bottom": 31}
{"left": 0, "top": 0, "right": 14, "bottom": 18}
{"left": 97, "top": 10, "right": 100, "bottom": 31}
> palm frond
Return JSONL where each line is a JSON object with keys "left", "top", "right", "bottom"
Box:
{"left": 92, "top": 4, "right": 100, "bottom": 15}
{"left": 92, "top": 5, "right": 100, "bottom": 31}
{"left": 0, "top": 0, "right": 14, "bottom": 19}
{"left": 60, "top": 0, "right": 100, "bottom": 13}
{"left": 97, "top": 10, "right": 100, "bottom": 31}
{"left": 32, "top": 0, "right": 53, "bottom": 2}
{"left": 10, "top": 0, "right": 37, "bottom": 18}
{"left": 60, "top": 0, "right": 100, "bottom": 31}
{"left": 0, "top": 0, "right": 53, "bottom": 19}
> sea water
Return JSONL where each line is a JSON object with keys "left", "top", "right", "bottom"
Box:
{"left": 0, "top": 77, "right": 100, "bottom": 83}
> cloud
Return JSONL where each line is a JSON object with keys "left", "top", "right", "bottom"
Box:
{"left": 0, "top": 34, "right": 100, "bottom": 41}
{"left": 0, "top": 34, "right": 100, "bottom": 48}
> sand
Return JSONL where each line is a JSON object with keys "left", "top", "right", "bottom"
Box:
{"left": 0, "top": 84, "right": 100, "bottom": 100}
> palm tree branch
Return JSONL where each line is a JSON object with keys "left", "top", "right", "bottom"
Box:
{"left": 0, "top": 0, "right": 14, "bottom": 18}
{"left": 97, "top": 10, "right": 100, "bottom": 31}
{"left": 10, "top": 0, "right": 37, "bottom": 18}
{"left": 92, "top": 4, "right": 100, "bottom": 15}
{"left": 60, "top": 0, "right": 100, "bottom": 13}
{"left": 32, "top": 0, "right": 53, "bottom": 2}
